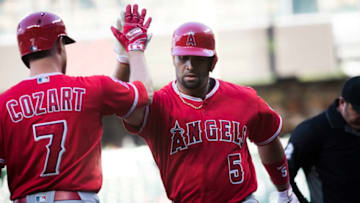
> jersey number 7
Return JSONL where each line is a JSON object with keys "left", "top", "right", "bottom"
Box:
{"left": 32, "top": 120, "right": 68, "bottom": 177}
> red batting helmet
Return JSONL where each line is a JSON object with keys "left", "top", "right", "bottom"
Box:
{"left": 17, "top": 11, "right": 75, "bottom": 67}
{"left": 171, "top": 22, "right": 218, "bottom": 71}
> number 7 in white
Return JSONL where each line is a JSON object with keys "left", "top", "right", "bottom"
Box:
{"left": 32, "top": 120, "right": 68, "bottom": 177}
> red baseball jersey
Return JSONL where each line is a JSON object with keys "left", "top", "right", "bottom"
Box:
{"left": 124, "top": 79, "right": 282, "bottom": 202}
{"left": 0, "top": 72, "right": 148, "bottom": 200}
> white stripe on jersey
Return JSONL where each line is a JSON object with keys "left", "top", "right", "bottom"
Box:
{"left": 256, "top": 115, "right": 282, "bottom": 146}
{"left": 123, "top": 83, "right": 139, "bottom": 118}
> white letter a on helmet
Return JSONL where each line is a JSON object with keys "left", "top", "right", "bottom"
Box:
{"left": 186, "top": 32, "right": 196, "bottom": 47}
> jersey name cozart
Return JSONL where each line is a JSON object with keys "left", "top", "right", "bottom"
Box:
{"left": 6, "top": 86, "right": 85, "bottom": 123}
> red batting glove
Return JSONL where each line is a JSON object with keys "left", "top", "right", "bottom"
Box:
{"left": 111, "top": 4, "right": 152, "bottom": 52}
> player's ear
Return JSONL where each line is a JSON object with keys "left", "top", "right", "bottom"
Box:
{"left": 54, "top": 37, "right": 65, "bottom": 54}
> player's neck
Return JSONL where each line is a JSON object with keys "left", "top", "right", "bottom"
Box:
{"left": 178, "top": 78, "right": 214, "bottom": 99}
{"left": 29, "top": 58, "right": 62, "bottom": 77}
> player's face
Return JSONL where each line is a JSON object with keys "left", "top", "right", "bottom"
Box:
{"left": 339, "top": 98, "right": 360, "bottom": 130}
{"left": 173, "top": 55, "right": 212, "bottom": 92}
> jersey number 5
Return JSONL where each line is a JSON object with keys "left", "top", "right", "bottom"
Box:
{"left": 32, "top": 120, "right": 68, "bottom": 177}
{"left": 227, "top": 153, "right": 244, "bottom": 184}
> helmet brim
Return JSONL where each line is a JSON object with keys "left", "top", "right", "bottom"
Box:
{"left": 172, "top": 47, "right": 214, "bottom": 57}
{"left": 62, "top": 35, "right": 76, "bottom": 45}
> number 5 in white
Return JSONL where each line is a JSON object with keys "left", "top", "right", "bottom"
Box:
{"left": 33, "top": 120, "right": 67, "bottom": 177}
{"left": 227, "top": 153, "right": 244, "bottom": 184}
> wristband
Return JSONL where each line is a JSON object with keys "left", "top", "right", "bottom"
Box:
{"left": 278, "top": 187, "right": 292, "bottom": 198}
{"left": 263, "top": 156, "right": 290, "bottom": 186}
{"left": 116, "top": 54, "right": 129, "bottom": 64}
{"left": 278, "top": 187, "right": 299, "bottom": 203}
{"left": 115, "top": 40, "right": 129, "bottom": 64}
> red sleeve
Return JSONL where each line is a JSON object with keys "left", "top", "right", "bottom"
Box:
{"left": 123, "top": 90, "right": 163, "bottom": 136}
{"left": 130, "top": 80, "right": 148, "bottom": 111}
{"left": 248, "top": 95, "right": 282, "bottom": 145}
{"left": 122, "top": 105, "right": 150, "bottom": 134}
{"left": 100, "top": 76, "right": 148, "bottom": 117}
{"left": 0, "top": 123, "right": 5, "bottom": 170}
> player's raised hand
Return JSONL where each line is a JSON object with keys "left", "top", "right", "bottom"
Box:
{"left": 114, "top": 10, "right": 129, "bottom": 63}
{"left": 111, "top": 4, "right": 152, "bottom": 52}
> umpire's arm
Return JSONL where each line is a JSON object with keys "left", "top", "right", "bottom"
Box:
{"left": 286, "top": 120, "right": 318, "bottom": 203}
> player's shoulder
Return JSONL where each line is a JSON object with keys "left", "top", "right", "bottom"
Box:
{"left": 67, "top": 74, "right": 109, "bottom": 83}
{"left": 218, "top": 79, "right": 257, "bottom": 97}
{"left": 154, "top": 81, "right": 174, "bottom": 96}
{"left": 0, "top": 74, "right": 108, "bottom": 98}
{"left": 0, "top": 79, "right": 28, "bottom": 103}
{"left": 68, "top": 75, "right": 119, "bottom": 88}
{"left": 38, "top": 73, "right": 106, "bottom": 89}
{"left": 149, "top": 81, "right": 177, "bottom": 107}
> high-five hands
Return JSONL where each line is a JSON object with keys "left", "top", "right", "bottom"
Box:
{"left": 111, "top": 4, "right": 152, "bottom": 52}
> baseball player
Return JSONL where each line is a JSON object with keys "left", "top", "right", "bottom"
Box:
{"left": 0, "top": 10, "right": 152, "bottom": 203}
{"left": 113, "top": 4, "right": 299, "bottom": 203}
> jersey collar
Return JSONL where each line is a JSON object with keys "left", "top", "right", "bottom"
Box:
{"left": 24, "top": 72, "right": 63, "bottom": 81}
{"left": 172, "top": 78, "right": 219, "bottom": 101}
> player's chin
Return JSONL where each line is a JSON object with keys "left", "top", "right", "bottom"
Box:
{"left": 183, "top": 79, "right": 200, "bottom": 89}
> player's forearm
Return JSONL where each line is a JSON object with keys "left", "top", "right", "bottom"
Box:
{"left": 258, "top": 137, "right": 290, "bottom": 191}
{"left": 258, "top": 137, "right": 285, "bottom": 164}
{"left": 124, "top": 107, "right": 146, "bottom": 129}
{"left": 114, "top": 62, "right": 130, "bottom": 82}
{"left": 128, "top": 51, "right": 154, "bottom": 103}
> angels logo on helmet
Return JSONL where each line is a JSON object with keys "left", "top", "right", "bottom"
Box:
{"left": 186, "top": 32, "right": 196, "bottom": 47}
